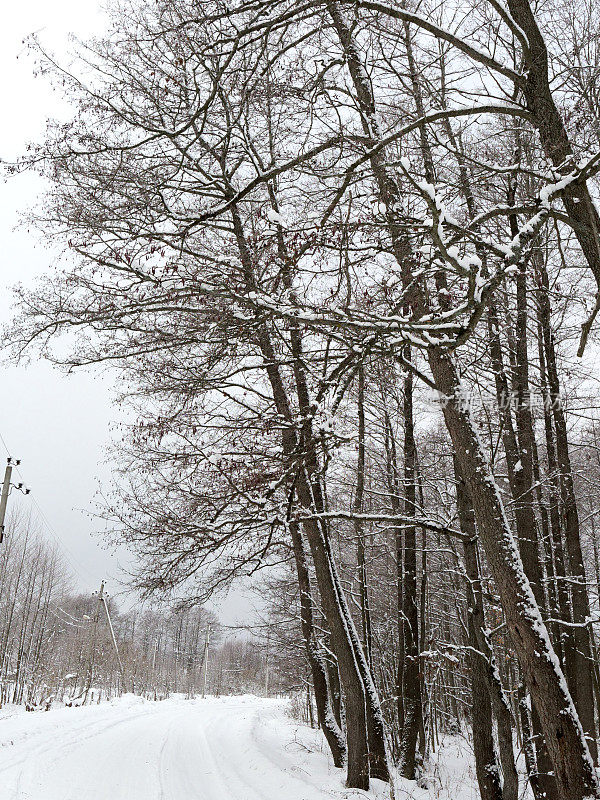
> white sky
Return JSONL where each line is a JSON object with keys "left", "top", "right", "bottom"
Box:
{"left": 0, "top": 2, "right": 251, "bottom": 625}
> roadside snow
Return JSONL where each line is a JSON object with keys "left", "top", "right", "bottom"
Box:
{"left": 0, "top": 694, "right": 479, "bottom": 799}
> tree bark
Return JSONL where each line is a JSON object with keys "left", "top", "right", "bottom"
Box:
{"left": 354, "top": 366, "right": 373, "bottom": 669}
{"left": 506, "top": 0, "right": 600, "bottom": 293}
{"left": 384, "top": 408, "right": 405, "bottom": 742}
{"left": 398, "top": 361, "right": 423, "bottom": 779}
{"left": 454, "top": 461, "right": 504, "bottom": 800}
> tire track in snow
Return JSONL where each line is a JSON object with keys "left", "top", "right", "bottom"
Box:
{"left": 0, "top": 704, "right": 160, "bottom": 774}
{"left": 0, "top": 696, "right": 374, "bottom": 800}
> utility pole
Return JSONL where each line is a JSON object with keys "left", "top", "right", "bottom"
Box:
{"left": 265, "top": 629, "right": 270, "bottom": 697}
{"left": 202, "top": 623, "right": 211, "bottom": 698}
{"left": 151, "top": 637, "right": 159, "bottom": 699}
{"left": 101, "top": 592, "right": 126, "bottom": 693}
{"left": 0, "top": 458, "right": 28, "bottom": 544}
{"left": 84, "top": 581, "right": 104, "bottom": 704}
{"left": 0, "top": 460, "right": 13, "bottom": 544}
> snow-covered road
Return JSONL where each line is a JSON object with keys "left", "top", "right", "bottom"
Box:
{"left": 0, "top": 694, "right": 478, "bottom": 799}
{"left": 0, "top": 694, "right": 378, "bottom": 800}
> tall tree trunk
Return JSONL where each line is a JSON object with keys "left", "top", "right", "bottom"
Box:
{"left": 266, "top": 181, "right": 389, "bottom": 785}
{"left": 482, "top": 291, "right": 556, "bottom": 800}
{"left": 438, "top": 80, "right": 525, "bottom": 800}
{"left": 535, "top": 252, "right": 598, "bottom": 761}
{"left": 505, "top": 0, "right": 600, "bottom": 296}
{"left": 454, "top": 460, "right": 504, "bottom": 800}
{"left": 354, "top": 365, "right": 373, "bottom": 669}
{"left": 536, "top": 307, "right": 576, "bottom": 670}
{"left": 399, "top": 359, "right": 423, "bottom": 778}
{"left": 454, "top": 459, "right": 519, "bottom": 800}
{"left": 384, "top": 408, "right": 405, "bottom": 742}
{"left": 445, "top": 41, "right": 554, "bottom": 798}
{"left": 511, "top": 238, "right": 558, "bottom": 800}
{"left": 293, "top": 400, "right": 388, "bottom": 785}
{"left": 289, "top": 519, "right": 346, "bottom": 767}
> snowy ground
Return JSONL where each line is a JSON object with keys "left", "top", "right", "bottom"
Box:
{"left": 0, "top": 694, "right": 479, "bottom": 799}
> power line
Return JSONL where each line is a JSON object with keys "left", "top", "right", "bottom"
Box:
{"left": 28, "top": 491, "right": 97, "bottom": 583}
{"left": 53, "top": 604, "right": 88, "bottom": 624}
{"left": 47, "top": 606, "right": 87, "bottom": 630}
{"left": 0, "top": 429, "right": 98, "bottom": 585}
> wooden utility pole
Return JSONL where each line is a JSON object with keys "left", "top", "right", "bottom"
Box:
{"left": 84, "top": 581, "right": 104, "bottom": 704}
{"left": 102, "top": 593, "right": 126, "bottom": 692}
{"left": 151, "top": 637, "right": 159, "bottom": 699}
{"left": 0, "top": 460, "right": 13, "bottom": 544}
{"left": 202, "top": 623, "right": 211, "bottom": 698}
{"left": 0, "top": 457, "right": 30, "bottom": 545}
{"left": 265, "top": 629, "right": 270, "bottom": 697}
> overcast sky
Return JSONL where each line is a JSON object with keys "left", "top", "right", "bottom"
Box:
{"left": 0, "top": 2, "right": 253, "bottom": 625}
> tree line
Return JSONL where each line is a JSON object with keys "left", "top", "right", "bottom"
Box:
{"left": 0, "top": 510, "right": 273, "bottom": 706}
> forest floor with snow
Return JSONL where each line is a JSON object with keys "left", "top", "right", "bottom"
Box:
{"left": 0, "top": 694, "right": 481, "bottom": 799}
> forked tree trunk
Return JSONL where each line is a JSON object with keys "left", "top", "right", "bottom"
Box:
{"left": 294, "top": 428, "right": 389, "bottom": 786}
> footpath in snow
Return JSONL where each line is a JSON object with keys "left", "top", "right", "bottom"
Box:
{"left": 0, "top": 694, "right": 479, "bottom": 799}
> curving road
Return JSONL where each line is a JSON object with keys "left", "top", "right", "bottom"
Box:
{"left": 0, "top": 695, "right": 363, "bottom": 800}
